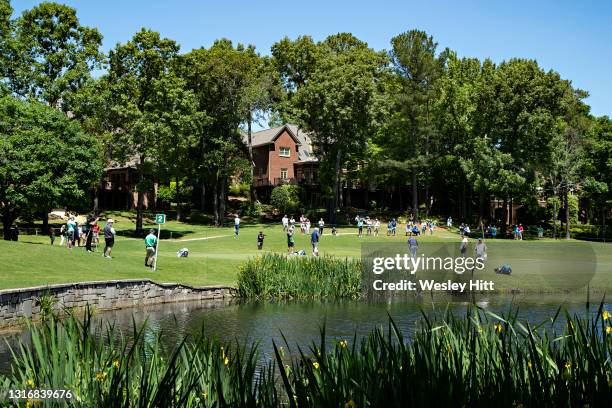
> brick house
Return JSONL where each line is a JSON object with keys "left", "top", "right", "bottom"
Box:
{"left": 99, "top": 158, "right": 157, "bottom": 210}
{"left": 244, "top": 124, "right": 318, "bottom": 192}
{"left": 100, "top": 124, "right": 318, "bottom": 210}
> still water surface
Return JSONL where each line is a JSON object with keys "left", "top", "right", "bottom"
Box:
{"left": 0, "top": 293, "right": 606, "bottom": 374}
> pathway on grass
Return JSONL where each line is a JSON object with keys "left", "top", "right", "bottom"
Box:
{"left": 177, "top": 235, "right": 231, "bottom": 242}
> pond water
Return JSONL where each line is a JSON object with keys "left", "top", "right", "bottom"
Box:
{"left": 0, "top": 293, "right": 607, "bottom": 375}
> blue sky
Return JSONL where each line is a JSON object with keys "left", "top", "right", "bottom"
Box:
{"left": 12, "top": 0, "right": 612, "bottom": 117}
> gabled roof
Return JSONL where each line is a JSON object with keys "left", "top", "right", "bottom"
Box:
{"left": 242, "top": 124, "right": 301, "bottom": 147}
{"left": 243, "top": 124, "right": 318, "bottom": 163}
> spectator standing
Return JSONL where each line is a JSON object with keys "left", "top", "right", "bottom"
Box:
{"left": 475, "top": 238, "right": 488, "bottom": 262}
{"left": 85, "top": 215, "right": 99, "bottom": 252}
{"left": 460, "top": 236, "right": 469, "bottom": 257}
{"left": 357, "top": 217, "right": 364, "bottom": 238}
{"left": 59, "top": 224, "right": 66, "bottom": 246}
{"left": 257, "top": 231, "right": 265, "bottom": 250}
{"left": 103, "top": 219, "right": 116, "bottom": 259}
{"left": 311, "top": 228, "right": 320, "bottom": 256}
{"left": 49, "top": 227, "right": 55, "bottom": 245}
{"left": 287, "top": 227, "right": 295, "bottom": 253}
{"left": 92, "top": 223, "right": 100, "bottom": 248}
{"left": 234, "top": 215, "right": 240, "bottom": 238}
{"left": 66, "top": 216, "right": 76, "bottom": 248}
{"left": 408, "top": 235, "right": 419, "bottom": 260}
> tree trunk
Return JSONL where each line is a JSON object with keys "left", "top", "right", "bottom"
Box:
{"left": 213, "top": 175, "right": 219, "bottom": 226}
{"left": 200, "top": 181, "right": 206, "bottom": 212}
{"left": 93, "top": 186, "right": 99, "bottom": 215}
{"left": 501, "top": 198, "right": 508, "bottom": 238}
{"left": 467, "top": 185, "right": 473, "bottom": 223}
{"left": 412, "top": 166, "right": 418, "bottom": 220}
{"left": 461, "top": 183, "right": 467, "bottom": 221}
{"left": 41, "top": 210, "right": 49, "bottom": 236}
{"left": 135, "top": 158, "right": 145, "bottom": 235}
{"left": 345, "top": 179, "right": 352, "bottom": 208}
{"left": 552, "top": 191, "right": 558, "bottom": 239}
{"left": 425, "top": 183, "right": 430, "bottom": 217}
{"left": 332, "top": 148, "right": 342, "bottom": 223}
{"left": 247, "top": 112, "right": 258, "bottom": 203}
{"left": 175, "top": 177, "right": 181, "bottom": 222}
{"left": 565, "top": 189, "right": 571, "bottom": 240}
{"left": 478, "top": 191, "right": 485, "bottom": 226}
{"left": 508, "top": 195, "right": 513, "bottom": 226}
{"left": 219, "top": 176, "right": 226, "bottom": 226}
{"left": 2, "top": 211, "right": 17, "bottom": 240}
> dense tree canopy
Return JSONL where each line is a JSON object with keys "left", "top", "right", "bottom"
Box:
{"left": 0, "top": 95, "right": 102, "bottom": 239}
{"left": 5, "top": 1, "right": 102, "bottom": 109}
{"left": 0, "top": 1, "right": 609, "bottom": 238}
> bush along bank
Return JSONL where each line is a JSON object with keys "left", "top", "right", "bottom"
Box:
{"left": 1, "top": 307, "right": 612, "bottom": 407}
{"left": 237, "top": 253, "right": 362, "bottom": 300}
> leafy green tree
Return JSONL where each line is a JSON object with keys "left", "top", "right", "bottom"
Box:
{"left": 0, "top": 0, "right": 12, "bottom": 86}
{"left": 105, "top": 29, "right": 198, "bottom": 233}
{"left": 389, "top": 29, "right": 447, "bottom": 219}
{"left": 270, "top": 185, "right": 301, "bottom": 215}
{"left": 581, "top": 116, "right": 611, "bottom": 232}
{"left": 6, "top": 2, "right": 102, "bottom": 109}
{"left": 0, "top": 95, "right": 102, "bottom": 239}
{"left": 274, "top": 33, "right": 387, "bottom": 220}
{"left": 178, "top": 40, "right": 260, "bottom": 225}
{"left": 241, "top": 55, "right": 281, "bottom": 203}
{"left": 545, "top": 95, "right": 590, "bottom": 239}
{"left": 425, "top": 53, "right": 482, "bottom": 219}
{"left": 457, "top": 137, "right": 525, "bottom": 225}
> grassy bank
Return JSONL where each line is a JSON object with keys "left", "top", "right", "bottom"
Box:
{"left": 1, "top": 307, "right": 611, "bottom": 406}
{"left": 0, "top": 215, "right": 610, "bottom": 293}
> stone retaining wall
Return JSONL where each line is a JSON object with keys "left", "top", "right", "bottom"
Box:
{"left": 0, "top": 280, "right": 237, "bottom": 330}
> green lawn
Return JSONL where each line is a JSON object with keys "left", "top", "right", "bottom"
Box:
{"left": 0, "top": 215, "right": 610, "bottom": 292}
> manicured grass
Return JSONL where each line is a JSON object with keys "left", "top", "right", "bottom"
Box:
{"left": 0, "top": 215, "right": 610, "bottom": 292}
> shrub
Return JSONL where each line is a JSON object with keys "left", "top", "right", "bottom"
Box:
{"left": 229, "top": 183, "right": 250, "bottom": 198}
{"left": 270, "top": 185, "right": 301, "bottom": 215}
{"left": 237, "top": 253, "right": 362, "bottom": 300}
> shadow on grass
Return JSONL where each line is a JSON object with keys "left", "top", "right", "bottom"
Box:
{"left": 117, "top": 229, "right": 195, "bottom": 239}
{"left": 9, "top": 239, "right": 44, "bottom": 245}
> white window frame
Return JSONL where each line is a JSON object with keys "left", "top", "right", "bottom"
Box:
{"left": 279, "top": 147, "right": 291, "bottom": 157}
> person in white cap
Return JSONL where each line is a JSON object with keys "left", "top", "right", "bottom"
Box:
{"left": 103, "top": 218, "right": 116, "bottom": 259}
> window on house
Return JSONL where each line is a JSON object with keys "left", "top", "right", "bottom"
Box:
{"left": 279, "top": 147, "right": 291, "bottom": 157}
{"left": 280, "top": 168, "right": 288, "bottom": 179}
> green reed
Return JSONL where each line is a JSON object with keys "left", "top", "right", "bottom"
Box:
{"left": 237, "top": 253, "right": 362, "bottom": 300}
{"left": 1, "top": 305, "right": 611, "bottom": 407}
